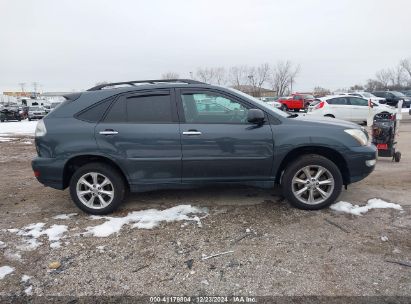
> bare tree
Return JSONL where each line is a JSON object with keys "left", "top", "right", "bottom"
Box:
{"left": 213, "top": 67, "right": 227, "bottom": 85}
{"left": 313, "top": 86, "right": 331, "bottom": 97}
{"left": 228, "top": 65, "right": 248, "bottom": 88}
{"left": 400, "top": 58, "right": 411, "bottom": 80}
{"left": 161, "top": 72, "right": 180, "bottom": 79}
{"left": 375, "top": 69, "right": 393, "bottom": 88}
{"left": 365, "top": 79, "right": 384, "bottom": 91}
{"left": 247, "top": 63, "right": 270, "bottom": 96}
{"left": 350, "top": 84, "right": 364, "bottom": 91}
{"left": 196, "top": 68, "right": 215, "bottom": 83}
{"left": 269, "top": 61, "right": 300, "bottom": 96}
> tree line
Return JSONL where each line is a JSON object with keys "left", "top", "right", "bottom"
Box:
{"left": 344, "top": 58, "right": 411, "bottom": 93}
{"left": 161, "top": 61, "right": 300, "bottom": 97}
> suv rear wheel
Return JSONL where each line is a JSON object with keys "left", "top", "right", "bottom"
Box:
{"left": 282, "top": 154, "right": 342, "bottom": 210}
{"left": 69, "top": 162, "right": 126, "bottom": 215}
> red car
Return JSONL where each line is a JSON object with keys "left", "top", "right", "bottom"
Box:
{"left": 278, "top": 93, "right": 314, "bottom": 111}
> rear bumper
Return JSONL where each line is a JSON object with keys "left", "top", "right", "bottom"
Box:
{"left": 345, "top": 145, "right": 377, "bottom": 183}
{"left": 32, "top": 157, "right": 66, "bottom": 190}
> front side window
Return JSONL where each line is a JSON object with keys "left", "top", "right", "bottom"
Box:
{"left": 181, "top": 92, "right": 249, "bottom": 124}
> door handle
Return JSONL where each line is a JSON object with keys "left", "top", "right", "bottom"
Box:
{"left": 183, "top": 131, "right": 202, "bottom": 136}
{"left": 99, "top": 130, "right": 119, "bottom": 135}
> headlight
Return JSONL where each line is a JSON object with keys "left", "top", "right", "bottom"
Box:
{"left": 344, "top": 129, "right": 368, "bottom": 146}
{"left": 35, "top": 120, "right": 47, "bottom": 137}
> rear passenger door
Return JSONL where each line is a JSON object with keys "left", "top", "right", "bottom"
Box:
{"left": 327, "top": 97, "right": 351, "bottom": 120}
{"left": 95, "top": 90, "right": 182, "bottom": 185}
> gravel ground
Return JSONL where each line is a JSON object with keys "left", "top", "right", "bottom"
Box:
{"left": 0, "top": 119, "right": 410, "bottom": 300}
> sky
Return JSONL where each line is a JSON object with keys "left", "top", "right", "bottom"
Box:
{"left": 0, "top": 0, "right": 410, "bottom": 93}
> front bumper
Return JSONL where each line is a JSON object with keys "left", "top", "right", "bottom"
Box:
{"left": 345, "top": 144, "right": 377, "bottom": 183}
{"left": 32, "top": 157, "right": 66, "bottom": 190}
{"left": 29, "top": 115, "right": 45, "bottom": 120}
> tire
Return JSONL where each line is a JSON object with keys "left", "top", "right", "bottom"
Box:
{"left": 281, "top": 154, "right": 343, "bottom": 210}
{"left": 394, "top": 151, "right": 401, "bottom": 163}
{"left": 281, "top": 104, "right": 287, "bottom": 111}
{"left": 69, "top": 162, "right": 126, "bottom": 215}
{"left": 28, "top": 118, "right": 32, "bottom": 121}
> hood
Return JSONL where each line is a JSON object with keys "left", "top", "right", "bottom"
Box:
{"left": 293, "top": 114, "right": 360, "bottom": 129}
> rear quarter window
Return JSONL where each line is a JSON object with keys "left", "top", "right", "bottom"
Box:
{"left": 76, "top": 98, "right": 113, "bottom": 122}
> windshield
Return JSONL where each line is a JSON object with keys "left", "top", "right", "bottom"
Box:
{"left": 227, "top": 88, "right": 289, "bottom": 118}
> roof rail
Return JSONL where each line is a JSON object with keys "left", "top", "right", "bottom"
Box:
{"left": 87, "top": 79, "right": 205, "bottom": 91}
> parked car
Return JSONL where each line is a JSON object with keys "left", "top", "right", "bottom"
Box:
{"left": 259, "top": 97, "right": 285, "bottom": 111}
{"left": 28, "top": 106, "right": 46, "bottom": 121}
{"left": 32, "top": 79, "right": 377, "bottom": 215}
{"left": 307, "top": 95, "right": 396, "bottom": 124}
{"left": 372, "top": 91, "right": 411, "bottom": 108}
{"left": 0, "top": 106, "right": 22, "bottom": 122}
{"left": 278, "top": 93, "right": 314, "bottom": 111}
{"left": 401, "top": 90, "right": 411, "bottom": 98}
{"left": 347, "top": 92, "right": 386, "bottom": 104}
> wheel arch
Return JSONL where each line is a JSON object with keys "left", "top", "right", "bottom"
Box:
{"left": 275, "top": 146, "right": 350, "bottom": 186}
{"left": 63, "top": 154, "right": 130, "bottom": 189}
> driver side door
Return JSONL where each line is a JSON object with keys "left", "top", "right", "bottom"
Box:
{"left": 176, "top": 89, "right": 274, "bottom": 182}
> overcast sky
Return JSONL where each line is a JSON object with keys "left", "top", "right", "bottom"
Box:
{"left": 0, "top": 0, "right": 410, "bottom": 93}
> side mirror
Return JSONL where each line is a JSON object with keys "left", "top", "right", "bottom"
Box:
{"left": 247, "top": 108, "right": 265, "bottom": 124}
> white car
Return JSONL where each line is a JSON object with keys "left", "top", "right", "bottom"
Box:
{"left": 307, "top": 95, "right": 396, "bottom": 123}
{"left": 259, "top": 97, "right": 286, "bottom": 111}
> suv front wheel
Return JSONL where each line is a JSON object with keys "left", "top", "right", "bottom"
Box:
{"left": 69, "top": 162, "right": 126, "bottom": 215}
{"left": 282, "top": 154, "right": 343, "bottom": 210}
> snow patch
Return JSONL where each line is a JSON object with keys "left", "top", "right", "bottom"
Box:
{"left": 0, "top": 137, "right": 16, "bottom": 142}
{"left": 24, "top": 285, "right": 33, "bottom": 295}
{"left": 0, "top": 121, "right": 37, "bottom": 136}
{"left": 4, "top": 250, "right": 22, "bottom": 261}
{"left": 21, "top": 275, "right": 31, "bottom": 282}
{"left": 85, "top": 205, "right": 208, "bottom": 237}
{"left": 0, "top": 266, "right": 14, "bottom": 279}
{"left": 8, "top": 223, "right": 68, "bottom": 250}
{"left": 53, "top": 213, "right": 78, "bottom": 220}
{"left": 330, "top": 198, "right": 403, "bottom": 216}
{"left": 0, "top": 241, "right": 6, "bottom": 249}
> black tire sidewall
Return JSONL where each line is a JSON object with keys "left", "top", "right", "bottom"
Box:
{"left": 69, "top": 162, "right": 126, "bottom": 215}
{"left": 282, "top": 154, "right": 343, "bottom": 210}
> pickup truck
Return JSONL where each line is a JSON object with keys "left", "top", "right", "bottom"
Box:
{"left": 278, "top": 94, "right": 314, "bottom": 111}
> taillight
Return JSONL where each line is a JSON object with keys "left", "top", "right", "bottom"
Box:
{"left": 34, "top": 170, "right": 40, "bottom": 177}
{"left": 315, "top": 101, "right": 325, "bottom": 109}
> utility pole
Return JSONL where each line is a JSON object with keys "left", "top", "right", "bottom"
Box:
{"left": 32, "top": 82, "right": 39, "bottom": 95}
{"left": 18, "top": 82, "right": 26, "bottom": 93}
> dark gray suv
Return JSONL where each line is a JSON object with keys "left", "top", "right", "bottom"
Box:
{"left": 32, "top": 79, "right": 377, "bottom": 214}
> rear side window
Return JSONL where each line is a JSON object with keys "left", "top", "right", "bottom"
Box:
{"left": 327, "top": 97, "right": 348, "bottom": 105}
{"left": 127, "top": 95, "right": 173, "bottom": 123}
{"left": 104, "top": 94, "right": 173, "bottom": 123}
{"left": 76, "top": 99, "right": 112, "bottom": 122}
